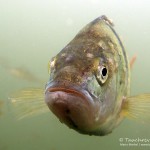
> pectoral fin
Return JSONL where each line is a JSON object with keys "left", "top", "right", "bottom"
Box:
{"left": 121, "top": 94, "right": 150, "bottom": 123}
{"left": 9, "top": 88, "right": 49, "bottom": 119}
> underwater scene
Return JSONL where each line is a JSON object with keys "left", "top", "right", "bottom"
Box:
{"left": 0, "top": 0, "right": 150, "bottom": 150}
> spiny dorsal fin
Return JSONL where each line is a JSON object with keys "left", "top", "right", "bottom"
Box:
{"left": 130, "top": 55, "right": 137, "bottom": 69}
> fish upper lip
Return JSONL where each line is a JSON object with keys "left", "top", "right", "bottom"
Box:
{"left": 45, "top": 81, "right": 94, "bottom": 104}
{"left": 46, "top": 87, "right": 86, "bottom": 100}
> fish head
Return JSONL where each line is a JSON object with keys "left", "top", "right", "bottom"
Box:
{"left": 45, "top": 16, "right": 129, "bottom": 135}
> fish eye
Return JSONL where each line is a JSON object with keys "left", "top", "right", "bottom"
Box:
{"left": 95, "top": 65, "right": 108, "bottom": 85}
{"left": 101, "top": 67, "right": 107, "bottom": 78}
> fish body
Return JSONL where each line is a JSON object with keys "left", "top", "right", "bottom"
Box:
{"left": 45, "top": 16, "right": 130, "bottom": 135}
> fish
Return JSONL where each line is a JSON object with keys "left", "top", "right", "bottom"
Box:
{"left": 0, "top": 57, "right": 44, "bottom": 84}
{"left": 8, "top": 67, "right": 44, "bottom": 84}
{"left": 45, "top": 15, "right": 150, "bottom": 136}
{"left": 9, "top": 15, "right": 150, "bottom": 136}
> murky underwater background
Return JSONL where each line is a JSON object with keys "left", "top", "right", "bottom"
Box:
{"left": 0, "top": 0, "right": 150, "bottom": 150}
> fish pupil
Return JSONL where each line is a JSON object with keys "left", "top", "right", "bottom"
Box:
{"left": 102, "top": 67, "right": 107, "bottom": 77}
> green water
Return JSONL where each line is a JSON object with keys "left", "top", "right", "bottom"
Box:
{"left": 0, "top": 0, "right": 150, "bottom": 150}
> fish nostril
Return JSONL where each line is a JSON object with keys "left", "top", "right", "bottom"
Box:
{"left": 65, "top": 55, "right": 74, "bottom": 63}
{"left": 66, "top": 109, "right": 70, "bottom": 114}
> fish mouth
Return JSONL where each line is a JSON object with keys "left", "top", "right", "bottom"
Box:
{"left": 46, "top": 87, "right": 86, "bottom": 100}
{"left": 45, "top": 81, "right": 100, "bottom": 133}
